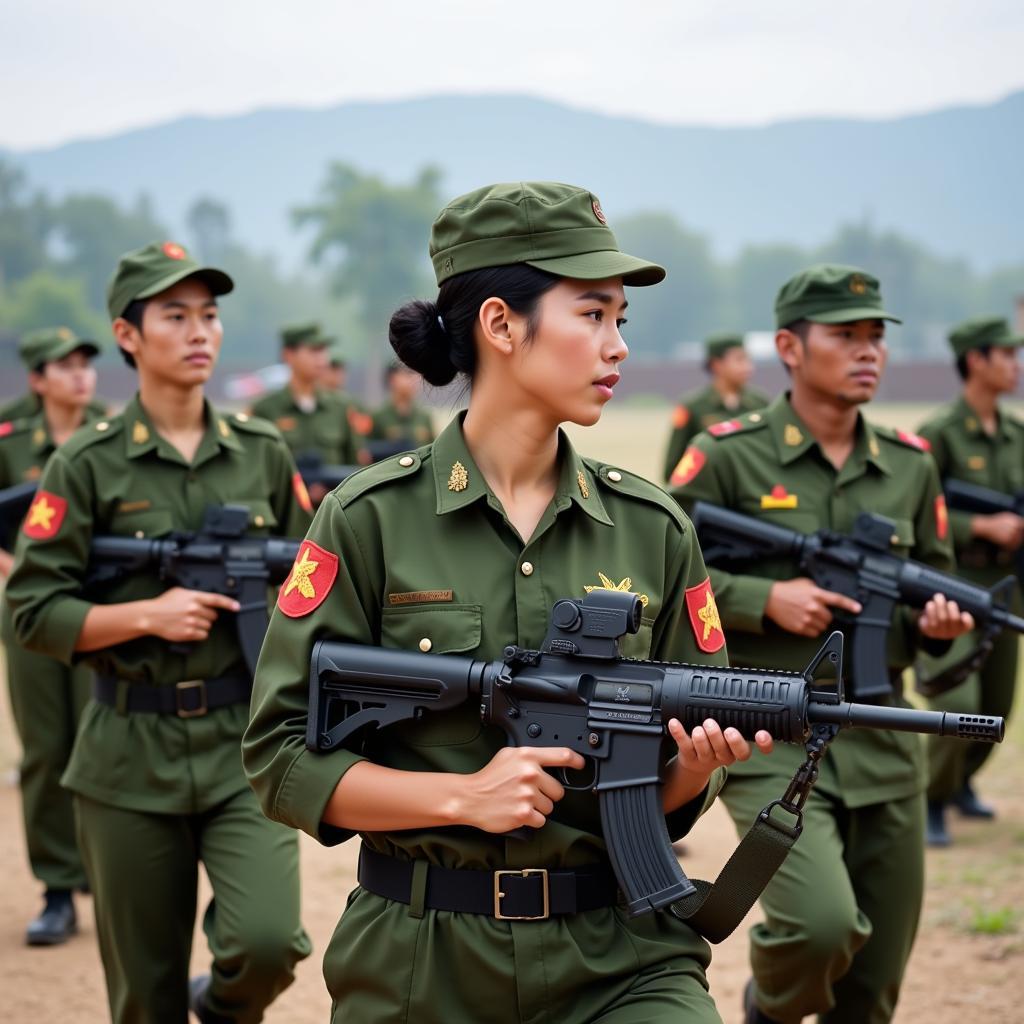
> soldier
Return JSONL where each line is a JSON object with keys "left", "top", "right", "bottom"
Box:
{"left": 0, "top": 327, "right": 101, "bottom": 945}
{"left": 1, "top": 327, "right": 109, "bottom": 422}
{"left": 369, "top": 360, "right": 435, "bottom": 451}
{"left": 916, "top": 315, "right": 1024, "bottom": 846}
{"left": 663, "top": 332, "right": 768, "bottom": 484}
{"left": 244, "top": 181, "right": 773, "bottom": 1024}
{"left": 320, "top": 343, "right": 373, "bottom": 456}
{"left": 672, "top": 264, "right": 973, "bottom": 1024}
{"left": 6, "top": 241, "right": 312, "bottom": 1024}
{"left": 250, "top": 322, "right": 359, "bottom": 472}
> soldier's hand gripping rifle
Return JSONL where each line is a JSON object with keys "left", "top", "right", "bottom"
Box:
{"left": 944, "top": 478, "right": 1024, "bottom": 586}
{"left": 690, "top": 501, "right": 1024, "bottom": 699}
{"left": 87, "top": 505, "right": 300, "bottom": 675}
{"left": 307, "top": 590, "right": 1002, "bottom": 939}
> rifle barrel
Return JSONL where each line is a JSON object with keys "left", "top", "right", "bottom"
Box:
{"left": 810, "top": 700, "right": 1004, "bottom": 742}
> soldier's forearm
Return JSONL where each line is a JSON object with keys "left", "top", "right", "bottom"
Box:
{"left": 76, "top": 601, "right": 156, "bottom": 652}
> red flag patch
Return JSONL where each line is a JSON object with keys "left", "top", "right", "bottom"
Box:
{"left": 935, "top": 494, "right": 949, "bottom": 541}
{"left": 670, "top": 446, "right": 706, "bottom": 487}
{"left": 672, "top": 404, "right": 690, "bottom": 429}
{"left": 292, "top": 472, "right": 313, "bottom": 513}
{"left": 684, "top": 576, "right": 726, "bottom": 654}
{"left": 278, "top": 541, "right": 338, "bottom": 618}
{"left": 22, "top": 490, "right": 68, "bottom": 540}
{"left": 708, "top": 419, "right": 741, "bottom": 437}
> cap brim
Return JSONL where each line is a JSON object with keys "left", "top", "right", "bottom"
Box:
{"left": 525, "top": 249, "right": 666, "bottom": 287}
{"left": 808, "top": 307, "right": 902, "bottom": 326}
{"left": 991, "top": 335, "right": 1024, "bottom": 349}
{"left": 136, "top": 266, "right": 235, "bottom": 302}
{"left": 48, "top": 338, "right": 102, "bottom": 362}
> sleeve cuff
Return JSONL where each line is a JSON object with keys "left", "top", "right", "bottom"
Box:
{"left": 32, "top": 597, "right": 92, "bottom": 666}
{"left": 664, "top": 767, "right": 726, "bottom": 842}
{"left": 275, "top": 746, "right": 367, "bottom": 847}
{"left": 951, "top": 511, "right": 974, "bottom": 549}
{"left": 718, "top": 575, "right": 774, "bottom": 634}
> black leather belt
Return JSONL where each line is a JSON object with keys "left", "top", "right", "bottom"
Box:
{"left": 93, "top": 674, "right": 251, "bottom": 718}
{"left": 357, "top": 844, "right": 619, "bottom": 921}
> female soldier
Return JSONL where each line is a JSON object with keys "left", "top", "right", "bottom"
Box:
{"left": 245, "top": 182, "right": 773, "bottom": 1024}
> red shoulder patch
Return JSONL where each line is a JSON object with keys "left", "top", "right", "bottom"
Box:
{"left": 672, "top": 404, "right": 690, "bottom": 429}
{"left": 708, "top": 419, "right": 741, "bottom": 437}
{"left": 934, "top": 494, "right": 949, "bottom": 541}
{"left": 348, "top": 408, "right": 373, "bottom": 436}
{"left": 278, "top": 541, "right": 339, "bottom": 618}
{"left": 0, "top": 421, "right": 13, "bottom": 438}
{"left": 292, "top": 472, "right": 313, "bottom": 513}
{"left": 22, "top": 490, "right": 68, "bottom": 540}
{"left": 897, "top": 430, "right": 931, "bottom": 452}
{"left": 669, "top": 446, "right": 705, "bottom": 487}
{"left": 684, "top": 577, "right": 726, "bottom": 654}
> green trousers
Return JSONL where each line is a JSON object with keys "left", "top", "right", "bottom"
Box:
{"left": 722, "top": 778, "right": 924, "bottom": 1024}
{"left": 3, "top": 607, "right": 90, "bottom": 891}
{"left": 323, "top": 882, "right": 723, "bottom": 1023}
{"left": 75, "top": 788, "right": 311, "bottom": 1024}
{"left": 925, "top": 626, "right": 1019, "bottom": 800}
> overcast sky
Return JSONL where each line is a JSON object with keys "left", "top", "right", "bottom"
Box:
{"left": 4, "top": 0, "right": 1023, "bottom": 150}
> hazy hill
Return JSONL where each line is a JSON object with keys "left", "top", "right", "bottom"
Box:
{"left": 4, "top": 92, "right": 1022, "bottom": 269}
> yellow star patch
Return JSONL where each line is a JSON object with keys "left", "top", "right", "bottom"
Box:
{"left": 584, "top": 572, "right": 649, "bottom": 608}
{"left": 27, "top": 497, "right": 57, "bottom": 531}
{"left": 283, "top": 548, "right": 319, "bottom": 600}
{"left": 697, "top": 590, "right": 721, "bottom": 643}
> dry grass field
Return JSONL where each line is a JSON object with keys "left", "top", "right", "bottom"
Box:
{"left": 0, "top": 401, "right": 1020, "bottom": 1022}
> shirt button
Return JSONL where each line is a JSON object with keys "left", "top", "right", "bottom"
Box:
{"left": 419, "top": 637, "right": 433, "bottom": 652}
{"left": 134, "top": 530, "right": 145, "bottom": 539}
{"left": 521, "top": 561, "right": 534, "bottom": 576}
{"left": 96, "top": 421, "right": 109, "bottom": 432}
{"left": 398, "top": 456, "right": 414, "bottom": 468}
{"left": 254, "top": 515, "right": 265, "bottom": 527}
{"left": 749, "top": 413, "right": 762, "bottom": 423}
{"left": 607, "top": 470, "right": 622, "bottom": 483}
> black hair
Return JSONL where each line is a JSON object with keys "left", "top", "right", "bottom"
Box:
{"left": 388, "top": 265, "right": 560, "bottom": 387}
{"left": 117, "top": 298, "right": 148, "bottom": 370}
{"left": 956, "top": 344, "right": 992, "bottom": 381}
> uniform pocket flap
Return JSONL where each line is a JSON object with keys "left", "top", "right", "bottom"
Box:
{"left": 887, "top": 517, "right": 915, "bottom": 550}
{"left": 109, "top": 506, "right": 176, "bottom": 538}
{"left": 237, "top": 499, "right": 279, "bottom": 532}
{"left": 380, "top": 603, "right": 483, "bottom": 655}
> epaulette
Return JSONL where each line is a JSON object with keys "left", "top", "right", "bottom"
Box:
{"left": 59, "top": 414, "right": 125, "bottom": 457}
{"left": 335, "top": 448, "right": 426, "bottom": 509}
{"left": 585, "top": 458, "right": 689, "bottom": 533}
{"left": 0, "top": 417, "right": 32, "bottom": 440}
{"left": 226, "top": 411, "right": 282, "bottom": 439}
{"left": 705, "top": 409, "right": 768, "bottom": 440}
{"left": 875, "top": 424, "right": 931, "bottom": 453}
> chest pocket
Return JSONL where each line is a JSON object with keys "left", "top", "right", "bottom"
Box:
{"left": 885, "top": 517, "right": 915, "bottom": 556}
{"left": 235, "top": 499, "right": 279, "bottom": 536}
{"left": 108, "top": 506, "right": 175, "bottom": 539}
{"left": 380, "top": 603, "right": 483, "bottom": 746}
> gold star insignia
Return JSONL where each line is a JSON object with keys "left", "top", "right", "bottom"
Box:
{"left": 448, "top": 461, "right": 469, "bottom": 492}
{"left": 27, "top": 496, "right": 57, "bottom": 532}
{"left": 577, "top": 470, "right": 589, "bottom": 499}
{"left": 697, "top": 590, "right": 721, "bottom": 643}
{"left": 784, "top": 424, "right": 803, "bottom": 446}
{"left": 584, "top": 572, "right": 649, "bottom": 608}
{"left": 32, "top": 427, "right": 47, "bottom": 446}
{"left": 132, "top": 420, "right": 149, "bottom": 445}
{"left": 283, "top": 548, "right": 319, "bottom": 600}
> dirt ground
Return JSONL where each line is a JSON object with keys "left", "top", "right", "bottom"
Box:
{"left": 0, "top": 403, "right": 1021, "bottom": 1022}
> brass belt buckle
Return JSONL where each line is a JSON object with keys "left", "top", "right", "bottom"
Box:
{"left": 175, "top": 679, "right": 208, "bottom": 718}
{"left": 493, "top": 868, "right": 550, "bottom": 920}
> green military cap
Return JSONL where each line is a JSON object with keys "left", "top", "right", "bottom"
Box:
{"left": 774, "top": 263, "right": 901, "bottom": 329}
{"left": 106, "top": 241, "right": 234, "bottom": 321}
{"left": 19, "top": 326, "right": 101, "bottom": 370}
{"left": 280, "top": 322, "right": 331, "bottom": 349}
{"left": 430, "top": 181, "right": 665, "bottom": 287}
{"left": 948, "top": 315, "right": 1024, "bottom": 357}
{"left": 704, "top": 332, "right": 745, "bottom": 360}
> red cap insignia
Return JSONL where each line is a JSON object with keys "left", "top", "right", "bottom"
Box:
{"left": 670, "top": 446, "right": 706, "bottom": 487}
{"left": 897, "top": 430, "right": 930, "bottom": 452}
{"left": 591, "top": 198, "right": 608, "bottom": 225}
{"left": 935, "top": 494, "right": 949, "bottom": 541}
{"left": 672, "top": 405, "right": 690, "bottom": 429}
{"left": 162, "top": 242, "right": 187, "bottom": 260}
{"left": 277, "top": 541, "right": 338, "bottom": 618}
{"left": 708, "top": 419, "right": 741, "bottom": 437}
{"left": 292, "top": 472, "right": 313, "bottom": 513}
{"left": 22, "top": 490, "right": 68, "bottom": 540}
{"left": 685, "top": 577, "right": 725, "bottom": 654}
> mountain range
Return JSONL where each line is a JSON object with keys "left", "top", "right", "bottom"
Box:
{"left": 4, "top": 91, "right": 1022, "bottom": 270}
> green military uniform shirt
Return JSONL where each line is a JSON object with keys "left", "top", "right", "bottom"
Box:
{"left": 663, "top": 383, "right": 769, "bottom": 483}
{"left": 5, "top": 395, "right": 312, "bottom": 815}
{"left": 0, "top": 392, "right": 108, "bottom": 423}
{"left": 250, "top": 386, "right": 358, "bottom": 464}
{"left": 369, "top": 400, "right": 435, "bottom": 446}
{"left": 918, "top": 395, "right": 1024, "bottom": 586}
{"left": 672, "top": 393, "right": 955, "bottom": 806}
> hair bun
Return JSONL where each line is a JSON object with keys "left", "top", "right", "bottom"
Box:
{"left": 388, "top": 299, "right": 457, "bottom": 387}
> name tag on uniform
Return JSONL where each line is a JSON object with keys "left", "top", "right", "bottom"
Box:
{"left": 388, "top": 590, "right": 454, "bottom": 605}
{"left": 761, "top": 485, "right": 799, "bottom": 510}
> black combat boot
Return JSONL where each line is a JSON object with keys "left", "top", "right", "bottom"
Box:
{"left": 953, "top": 782, "right": 996, "bottom": 819}
{"left": 926, "top": 800, "right": 951, "bottom": 847}
{"left": 25, "top": 889, "right": 77, "bottom": 946}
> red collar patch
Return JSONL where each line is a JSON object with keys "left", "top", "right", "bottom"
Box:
{"left": 897, "top": 430, "right": 931, "bottom": 452}
{"left": 708, "top": 419, "right": 741, "bottom": 437}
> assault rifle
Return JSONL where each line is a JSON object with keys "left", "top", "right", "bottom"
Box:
{"left": 690, "top": 502, "right": 1024, "bottom": 699}
{"left": 308, "top": 590, "right": 1002, "bottom": 936}
{"left": 87, "top": 504, "right": 300, "bottom": 675}
{"left": 294, "top": 453, "right": 361, "bottom": 494}
{"left": 0, "top": 480, "right": 38, "bottom": 550}
{"left": 944, "top": 478, "right": 1024, "bottom": 584}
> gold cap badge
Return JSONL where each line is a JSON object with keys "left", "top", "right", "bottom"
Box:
{"left": 849, "top": 274, "right": 867, "bottom": 295}
{"left": 448, "top": 461, "right": 469, "bottom": 493}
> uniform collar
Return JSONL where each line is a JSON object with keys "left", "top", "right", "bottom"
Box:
{"left": 27, "top": 410, "right": 54, "bottom": 458}
{"left": 123, "top": 392, "right": 243, "bottom": 462}
{"left": 432, "top": 413, "right": 612, "bottom": 526}
{"left": 769, "top": 393, "right": 889, "bottom": 475}
{"left": 955, "top": 394, "right": 1013, "bottom": 440}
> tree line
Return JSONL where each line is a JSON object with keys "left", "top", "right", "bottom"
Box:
{"left": 1, "top": 158, "right": 1021, "bottom": 371}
